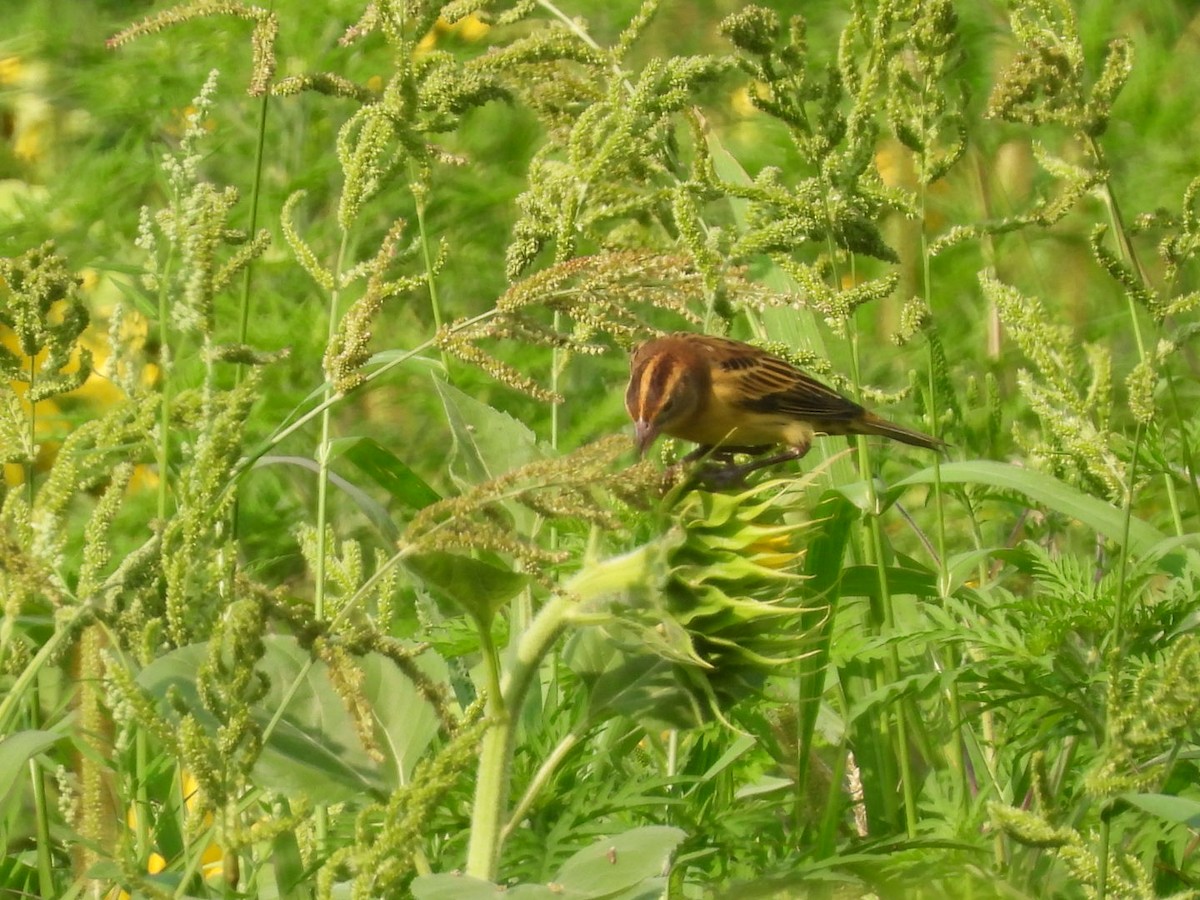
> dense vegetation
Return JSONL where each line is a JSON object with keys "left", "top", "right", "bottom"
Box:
{"left": 2, "top": 1, "right": 1198, "bottom": 897}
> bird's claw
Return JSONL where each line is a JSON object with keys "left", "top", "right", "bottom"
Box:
{"left": 694, "top": 463, "right": 749, "bottom": 490}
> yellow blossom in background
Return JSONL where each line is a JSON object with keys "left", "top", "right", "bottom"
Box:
{"left": 165, "top": 104, "right": 215, "bottom": 138}
{"left": 729, "top": 84, "right": 761, "bottom": 118}
{"left": 2, "top": 269, "right": 159, "bottom": 489}
{"left": 0, "top": 56, "right": 23, "bottom": 85}
{"left": 875, "top": 138, "right": 915, "bottom": 190}
{"left": 0, "top": 328, "right": 70, "bottom": 487}
{"left": 416, "top": 14, "right": 490, "bottom": 55}
{"left": 1, "top": 54, "right": 91, "bottom": 172}
{"left": 875, "top": 138, "right": 950, "bottom": 231}
{"left": 725, "top": 83, "right": 771, "bottom": 149}
{"left": 107, "top": 771, "right": 222, "bottom": 900}
{"left": 1, "top": 57, "right": 51, "bottom": 163}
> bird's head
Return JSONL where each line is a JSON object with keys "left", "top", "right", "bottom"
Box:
{"left": 625, "top": 336, "right": 706, "bottom": 456}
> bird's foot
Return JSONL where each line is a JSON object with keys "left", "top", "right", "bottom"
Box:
{"left": 693, "top": 463, "right": 750, "bottom": 490}
{"left": 687, "top": 446, "right": 810, "bottom": 490}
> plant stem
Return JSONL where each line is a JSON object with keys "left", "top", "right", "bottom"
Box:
{"left": 135, "top": 728, "right": 150, "bottom": 861}
{"left": 310, "top": 224, "right": 351, "bottom": 861}
{"left": 0, "top": 604, "right": 89, "bottom": 735}
{"left": 501, "top": 730, "right": 580, "bottom": 843}
{"left": 465, "top": 592, "right": 573, "bottom": 880}
{"left": 234, "top": 87, "right": 270, "bottom": 390}
{"left": 25, "top": 356, "right": 35, "bottom": 508}
{"left": 918, "top": 172, "right": 969, "bottom": 812}
{"left": 22, "top": 346, "right": 53, "bottom": 897}
{"left": 412, "top": 172, "right": 451, "bottom": 374}
{"left": 314, "top": 230, "right": 351, "bottom": 623}
{"left": 29, "top": 681, "right": 54, "bottom": 899}
{"left": 847, "top": 322, "right": 914, "bottom": 836}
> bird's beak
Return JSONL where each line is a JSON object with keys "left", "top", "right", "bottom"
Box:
{"left": 634, "top": 419, "right": 657, "bottom": 457}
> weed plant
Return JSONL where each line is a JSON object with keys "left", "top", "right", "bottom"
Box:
{"left": 1, "top": 1, "right": 1198, "bottom": 898}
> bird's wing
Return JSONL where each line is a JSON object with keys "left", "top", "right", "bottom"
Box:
{"left": 694, "top": 336, "right": 863, "bottom": 422}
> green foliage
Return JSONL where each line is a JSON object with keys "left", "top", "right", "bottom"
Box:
{"left": 0, "top": 243, "right": 91, "bottom": 404}
{"left": 2, "top": 0, "right": 1200, "bottom": 898}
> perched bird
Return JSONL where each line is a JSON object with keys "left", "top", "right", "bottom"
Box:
{"left": 626, "top": 332, "right": 944, "bottom": 476}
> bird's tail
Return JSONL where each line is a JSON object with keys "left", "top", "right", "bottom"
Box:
{"left": 854, "top": 411, "right": 947, "bottom": 451}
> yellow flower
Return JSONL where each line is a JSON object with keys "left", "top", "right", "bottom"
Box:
{"left": 106, "top": 770, "right": 223, "bottom": 900}
{"left": 1, "top": 270, "right": 159, "bottom": 489}
{"left": 416, "top": 14, "right": 491, "bottom": 54}
{"left": 0, "top": 56, "right": 23, "bottom": 85}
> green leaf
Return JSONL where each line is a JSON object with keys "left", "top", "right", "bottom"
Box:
{"left": 434, "top": 378, "right": 542, "bottom": 489}
{"left": 576, "top": 648, "right": 707, "bottom": 728}
{"left": 361, "top": 650, "right": 446, "bottom": 785}
{"left": 554, "top": 826, "right": 686, "bottom": 894}
{"left": 255, "top": 454, "right": 399, "bottom": 543}
{"left": 504, "top": 886, "right": 573, "bottom": 899}
{"left": 894, "top": 461, "right": 1165, "bottom": 555}
{"left": 403, "top": 550, "right": 530, "bottom": 627}
{"left": 0, "top": 730, "right": 62, "bottom": 808}
{"left": 1117, "top": 792, "right": 1200, "bottom": 827}
{"left": 267, "top": 814, "right": 311, "bottom": 900}
{"left": 795, "top": 490, "right": 856, "bottom": 859}
{"left": 139, "top": 640, "right": 381, "bottom": 804}
{"left": 137, "top": 635, "right": 447, "bottom": 804}
{"left": 365, "top": 349, "right": 446, "bottom": 374}
{"left": 411, "top": 873, "right": 506, "bottom": 899}
{"left": 0, "top": 852, "right": 40, "bottom": 899}
{"left": 848, "top": 671, "right": 950, "bottom": 723}
{"left": 839, "top": 565, "right": 938, "bottom": 599}
{"left": 331, "top": 435, "right": 440, "bottom": 511}
{"left": 735, "top": 775, "right": 794, "bottom": 800}
{"left": 701, "top": 733, "right": 757, "bottom": 780}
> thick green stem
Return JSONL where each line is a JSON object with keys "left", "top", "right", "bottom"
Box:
{"left": 465, "top": 593, "right": 574, "bottom": 880}
{"left": 918, "top": 171, "right": 969, "bottom": 813}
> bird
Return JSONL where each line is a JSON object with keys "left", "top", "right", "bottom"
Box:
{"left": 625, "top": 332, "right": 944, "bottom": 478}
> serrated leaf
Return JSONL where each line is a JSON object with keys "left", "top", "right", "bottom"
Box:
{"left": 434, "top": 378, "right": 542, "bottom": 489}
{"left": 554, "top": 826, "right": 686, "bottom": 894}
{"left": 137, "top": 635, "right": 446, "bottom": 804}
{"left": 403, "top": 550, "right": 530, "bottom": 627}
